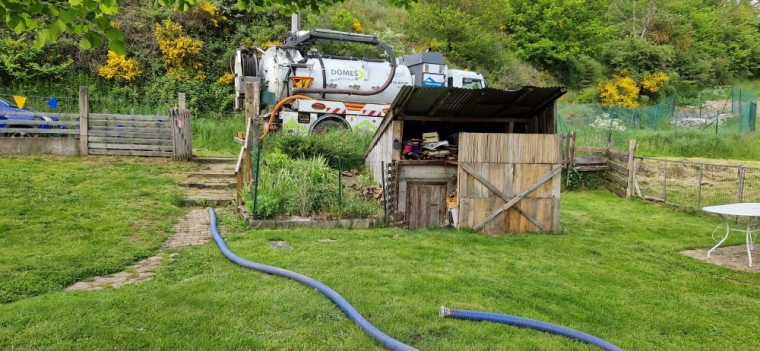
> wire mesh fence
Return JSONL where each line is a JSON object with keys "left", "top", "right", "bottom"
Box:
{"left": 0, "top": 92, "right": 177, "bottom": 116}
{"left": 634, "top": 157, "right": 760, "bottom": 216}
{"left": 558, "top": 86, "right": 758, "bottom": 149}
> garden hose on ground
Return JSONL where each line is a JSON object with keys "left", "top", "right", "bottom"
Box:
{"left": 207, "top": 208, "right": 418, "bottom": 351}
{"left": 207, "top": 208, "right": 623, "bottom": 351}
{"left": 440, "top": 307, "right": 623, "bottom": 351}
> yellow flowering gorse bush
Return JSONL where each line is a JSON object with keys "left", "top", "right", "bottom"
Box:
{"left": 598, "top": 70, "right": 640, "bottom": 107}
{"left": 97, "top": 51, "right": 143, "bottom": 81}
{"left": 640, "top": 72, "right": 669, "bottom": 93}
{"left": 194, "top": 1, "right": 227, "bottom": 27}
{"left": 217, "top": 72, "right": 233, "bottom": 85}
{"left": 352, "top": 19, "right": 364, "bottom": 34}
{"left": 154, "top": 19, "right": 204, "bottom": 81}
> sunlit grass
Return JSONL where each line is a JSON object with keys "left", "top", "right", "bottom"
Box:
{"left": 2, "top": 183, "right": 759, "bottom": 350}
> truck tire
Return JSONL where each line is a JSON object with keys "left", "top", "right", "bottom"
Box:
{"left": 10, "top": 132, "right": 37, "bottom": 138}
{"left": 310, "top": 115, "right": 350, "bottom": 134}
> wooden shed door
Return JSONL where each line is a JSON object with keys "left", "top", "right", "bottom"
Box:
{"left": 407, "top": 182, "right": 447, "bottom": 230}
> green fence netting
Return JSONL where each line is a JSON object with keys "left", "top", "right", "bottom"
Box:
{"left": 558, "top": 86, "right": 758, "bottom": 148}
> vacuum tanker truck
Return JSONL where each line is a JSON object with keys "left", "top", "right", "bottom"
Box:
{"left": 231, "top": 29, "right": 486, "bottom": 134}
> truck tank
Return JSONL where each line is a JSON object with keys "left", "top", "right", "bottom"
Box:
{"left": 260, "top": 46, "right": 412, "bottom": 105}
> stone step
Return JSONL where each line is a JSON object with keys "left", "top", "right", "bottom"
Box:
{"left": 191, "top": 157, "right": 237, "bottom": 164}
{"left": 182, "top": 181, "right": 236, "bottom": 189}
{"left": 182, "top": 189, "right": 236, "bottom": 206}
{"left": 186, "top": 172, "right": 236, "bottom": 179}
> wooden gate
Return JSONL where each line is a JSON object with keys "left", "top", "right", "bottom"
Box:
{"left": 457, "top": 133, "right": 561, "bottom": 234}
{"left": 75, "top": 88, "right": 192, "bottom": 159}
{"left": 87, "top": 112, "right": 174, "bottom": 157}
{"left": 407, "top": 182, "right": 447, "bottom": 230}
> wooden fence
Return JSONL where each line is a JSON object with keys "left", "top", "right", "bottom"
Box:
{"left": 235, "top": 80, "right": 261, "bottom": 206}
{"left": 565, "top": 132, "right": 638, "bottom": 198}
{"left": 0, "top": 87, "right": 192, "bottom": 160}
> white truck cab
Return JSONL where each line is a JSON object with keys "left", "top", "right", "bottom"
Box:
{"left": 398, "top": 52, "right": 487, "bottom": 89}
{"left": 446, "top": 69, "right": 487, "bottom": 89}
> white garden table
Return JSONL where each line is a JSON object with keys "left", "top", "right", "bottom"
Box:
{"left": 703, "top": 203, "right": 760, "bottom": 267}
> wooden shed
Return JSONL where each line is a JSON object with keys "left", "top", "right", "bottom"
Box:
{"left": 364, "top": 86, "right": 567, "bottom": 234}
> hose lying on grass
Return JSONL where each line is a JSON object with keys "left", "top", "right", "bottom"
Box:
{"left": 440, "top": 307, "right": 623, "bottom": 351}
{"left": 207, "top": 208, "right": 418, "bottom": 351}
{"left": 207, "top": 208, "right": 623, "bottom": 351}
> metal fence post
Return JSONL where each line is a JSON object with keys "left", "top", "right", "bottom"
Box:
{"left": 737, "top": 166, "right": 746, "bottom": 203}
{"left": 252, "top": 139, "right": 262, "bottom": 220}
{"left": 716, "top": 111, "right": 719, "bottom": 135}
{"left": 697, "top": 164, "right": 703, "bottom": 208}
{"left": 338, "top": 155, "right": 342, "bottom": 213}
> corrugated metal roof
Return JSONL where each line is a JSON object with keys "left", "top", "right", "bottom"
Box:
{"left": 388, "top": 85, "right": 567, "bottom": 120}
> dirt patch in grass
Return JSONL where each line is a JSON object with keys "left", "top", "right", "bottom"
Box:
{"left": 682, "top": 245, "right": 760, "bottom": 272}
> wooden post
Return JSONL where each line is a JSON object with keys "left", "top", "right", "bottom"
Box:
{"left": 697, "top": 164, "right": 703, "bottom": 208}
{"left": 564, "top": 132, "right": 571, "bottom": 168}
{"left": 663, "top": 161, "right": 668, "bottom": 203}
{"left": 625, "top": 139, "right": 636, "bottom": 198}
{"left": 185, "top": 108, "right": 192, "bottom": 160}
{"left": 78, "top": 86, "right": 89, "bottom": 156}
{"left": 243, "top": 81, "right": 262, "bottom": 214}
{"left": 737, "top": 166, "right": 746, "bottom": 203}
{"left": 178, "top": 93, "right": 186, "bottom": 111}
{"left": 565, "top": 131, "right": 576, "bottom": 188}
{"left": 177, "top": 93, "right": 188, "bottom": 160}
{"left": 633, "top": 158, "right": 643, "bottom": 198}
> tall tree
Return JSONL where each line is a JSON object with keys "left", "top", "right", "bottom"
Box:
{"left": 0, "top": 0, "right": 414, "bottom": 55}
{"left": 406, "top": 0, "right": 511, "bottom": 69}
{"left": 505, "top": 0, "right": 613, "bottom": 68}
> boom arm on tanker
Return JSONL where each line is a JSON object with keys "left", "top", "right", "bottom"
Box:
{"left": 231, "top": 29, "right": 486, "bottom": 134}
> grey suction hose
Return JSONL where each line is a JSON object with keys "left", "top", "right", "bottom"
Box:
{"left": 440, "top": 307, "right": 623, "bottom": 351}
{"left": 207, "top": 208, "right": 418, "bottom": 351}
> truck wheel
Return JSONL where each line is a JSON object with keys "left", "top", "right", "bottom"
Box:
{"left": 10, "top": 132, "right": 36, "bottom": 138}
{"left": 311, "top": 118, "right": 348, "bottom": 134}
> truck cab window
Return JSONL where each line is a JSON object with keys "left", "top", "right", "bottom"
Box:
{"left": 462, "top": 78, "right": 483, "bottom": 89}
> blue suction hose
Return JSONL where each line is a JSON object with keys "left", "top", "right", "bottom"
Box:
{"left": 440, "top": 307, "right": 623, "bottom": 351}
{"left": 207, "top": 208, "right": 418, "bottom": 351}
{"left": 208, "top": 208, "right": 622, "bottom": 351}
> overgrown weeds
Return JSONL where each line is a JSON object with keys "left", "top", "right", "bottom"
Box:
{"left": 243, "top": 149, "right": 380, "bottom": 219}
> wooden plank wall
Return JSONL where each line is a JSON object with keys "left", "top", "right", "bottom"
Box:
{"left": 458, "top": 133, "right": 561, "bottom": 234}
{"left": 366, "top": 120, "right": 400, "bottom": 183}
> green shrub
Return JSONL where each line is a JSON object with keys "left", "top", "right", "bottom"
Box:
{"left": 271, "top": 129, "right": 373, "bottom": 170}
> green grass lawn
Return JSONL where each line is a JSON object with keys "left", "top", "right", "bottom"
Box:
{"left": 0, "top": 155, "right": 188, "bottom": 304}
{"left": 2, "top": 156, "right": 760, "bottom": 350}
